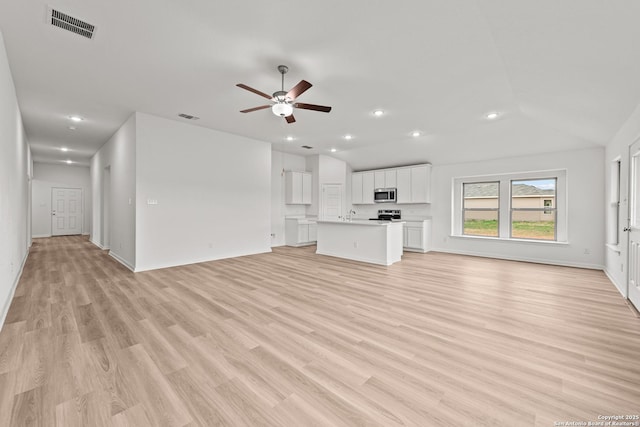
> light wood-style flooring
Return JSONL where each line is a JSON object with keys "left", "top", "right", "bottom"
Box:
{"left": 1, "top": 236, "right": 639, "bottom": 426}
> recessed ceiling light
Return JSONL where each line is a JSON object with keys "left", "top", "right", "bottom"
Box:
{"left": 330, "top": 148, "right": 337, "bottom": 153}
{"left": 65, "top": 160, "right": 73, "bottom": 164}
{"left": 68, "top": 126, "right": 77, "bottom": 130}
{"left": 344, "top": 134, "right": 353, "bottom": 140}
{"left": 485, "top": 111, "right": 500, "bottom": 120}
{"left": 69, "top": 115, "right": 84, "bottom": 122}
{"left": 411, "top": 131, "right": 421, "bottom": 137}
{"left": 285, "top": 136, "right": 294, "bottom": 141}
{"left": 373, "top": 109, "right": 384, "bottom": 117}
{"left": 60, "top": 147, "right": 69, "bottom": 152}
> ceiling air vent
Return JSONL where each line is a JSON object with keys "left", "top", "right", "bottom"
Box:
{"left": 178, "top": 113, "right": 200, "bottom": 120}
{"left": 301, "top": 145, "right": 313, "bottom": 149}
{"left": 48, "top": 7, "right": 96, "bottom": 39}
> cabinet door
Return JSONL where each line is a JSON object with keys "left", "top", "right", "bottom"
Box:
{"left": 406, "top": 227, "right": 423, "bottom": 248}
{"left": 385, "top": 170, "right": 397, "bottom": 188}
{"left": 411, "top": 166, "right": 429, "bottom": 203}
{"left": 351, "top": 173, "right": 363, "bottom": 204}
{"left": 302, "top": 173, "right": 312, "bottom": 204}
{"left": 374, "top": 171, "right": 386, "bottom": 189}
{"left": 297, "top": 224, "right": 309, "bottom": 243}
{"left": 362, "top": 172, "right": 375, "bottom": 204}
{"left": 285, "top": 172, "right": 302, "bottom": 204}
{"left": 308, "top": 223, "right": 317, "bottom": 242}
{"left": 396, "top": 169, "right": 411, "bottom": 204}
{"left": 403, "top": 227, "right": 408, "bottom": 247}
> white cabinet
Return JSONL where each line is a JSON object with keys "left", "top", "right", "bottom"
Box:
{"left": 351, "top": 165, "right": 430, "bottom": 205}
{"left": 385, "top": 170, "right": 397, "bottom": 188}
{"left": 351, "top": 173, "right": 363, "bottom": 204}
{"left": 362, "top": 172, "right": 375, "bottom": 204}
{"left": 285, "top": 171, "right": 312, "bottom": 205}
{"left": 403, "top": 219, "right": 431, "bottom": 253}
{"left": 410, "top": 165, "right": 430, "bottom": 203}
{"left": 396, "top": 168, "right": 411, "bottom": 204}
{"left": 397, "top": 165, "right": 431, "bottom": 204}
{"left": 374, "top": 170, "right": 397, "bottom": 189}
{"left": 374, "top": 171, "right": 385, "bottom": 188}
{"left": 285, "top": 218, "right": 317, "bottom": 247}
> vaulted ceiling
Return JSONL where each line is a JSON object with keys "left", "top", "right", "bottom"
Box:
{"left": 1, "top": 0, "right": 639, "bottom": 170}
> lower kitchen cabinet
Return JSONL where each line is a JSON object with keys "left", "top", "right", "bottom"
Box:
{"left": 285, "top": 218, "right": 317, "bottom": 247}
{"left": 403, "top": 219, "right": 431, "bottom": 253}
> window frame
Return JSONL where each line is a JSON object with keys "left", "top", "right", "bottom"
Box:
{"left": 452, "top": 169, "right": 567, "bottom": 243}
{"left": 509, "top": 178, "right": 557, "bottom": 241}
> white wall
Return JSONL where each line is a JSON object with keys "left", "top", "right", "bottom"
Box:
{"left": 604, "top": 104, "right": 640, "bottom": 296}
{"left": 135, "top": 113, "right": 271, "bottom": 271}
{"left": 430, "top": 147, "right": 605, "bottom": 269}
{"left": 0, "top": 30, "right": 31, "bottom": 328}
{"left": 32, "top": 163, "right": 91, "bottom": 237}
{"left": 271, "top": 150, "right": 307, "bottom": 247}
{"left": 90, "top": 114, "right": 136, "bottom": 269}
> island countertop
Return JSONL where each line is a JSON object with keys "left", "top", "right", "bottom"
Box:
{"left": 315, "top": 219, "right": 405, "bottom": 226}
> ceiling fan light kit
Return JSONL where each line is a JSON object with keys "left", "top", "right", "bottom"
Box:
{"left": 237, "top": 65, "right": 332, "bottom": 124}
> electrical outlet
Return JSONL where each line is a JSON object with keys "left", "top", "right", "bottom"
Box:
{"left": 353, "top": 241, "right": 358, "bottom": 248}
{"left": 583, "top": 248, "right": 590, "bottom": 255}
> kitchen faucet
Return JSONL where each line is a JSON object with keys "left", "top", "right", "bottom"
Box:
{"left": 347, "top": 209, "right": 356, "bottom": 221}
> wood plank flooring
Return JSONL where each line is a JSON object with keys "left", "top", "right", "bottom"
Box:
{"left": 1, "top": 235, "right": 639, "bottom": 426}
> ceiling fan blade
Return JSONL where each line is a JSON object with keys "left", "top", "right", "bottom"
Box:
{"left": 240, "top": 105, "right": 271, "bottom": 113}
{"left": 236, "top": 84, "right": 273, "bottom": 100}
{"left": 286, "top": 80, "right": 312, "bottom": 100}
{"left": 294, "top": 102, "right": 332, "bottom": 113}
{"left": 285, "top": 114, "right": 296, "bottom": 124}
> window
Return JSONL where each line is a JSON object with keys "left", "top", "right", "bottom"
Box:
{"left": 510, "top": 179, "right": 556, "bottom": 241}
{"left": 463, "top": 182, "right": 499, "bottom": 237}
{"left": 453, "top": 170, "right": 567, "bottom": 242}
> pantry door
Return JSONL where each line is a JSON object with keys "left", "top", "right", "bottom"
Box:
{"left": 51, "top": 187, "right": 83, "bottom": 236}
{"left": 321, "top": 184, "right": 343, "bottom": 221}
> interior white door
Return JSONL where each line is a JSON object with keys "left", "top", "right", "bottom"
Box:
{"left": 628, "top": 139, "right": 640, "bottom": 310}
{"left": 51, "top": 187, "right": 82, "bottom": 236}
{"left": 321, "top": 184, "right": 343, "bottom": 220}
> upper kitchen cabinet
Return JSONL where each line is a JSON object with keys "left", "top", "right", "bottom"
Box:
{"left": 352, "top": 171, "right": 375, "bottom": 205}
{"left": 352, "top": 164, "right": 431, "bottom": 205}
{"left": 362, "top": 172, "right": 374, "bottom": 204}
{"left": 410, "top": 165, "right": 430, "bottom": 203}
{"left": 352, "top": 173, "right": 363, "bottom": 204}
{"left": 374, "top": 170, "right": 397, "bottom": 189}
{"left": 285, "top": 171, "right": 312, "bottom": 204}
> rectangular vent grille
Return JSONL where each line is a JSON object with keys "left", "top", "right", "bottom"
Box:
{"left": 178, "top": 113, "right": 200, "bottom": 120}
{"left": 50, "top": 9, "right": 95, "bottom": 39}
{"left": 301, "top": 145, "right": 313, "bottom": 149}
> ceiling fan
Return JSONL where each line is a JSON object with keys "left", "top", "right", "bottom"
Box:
{"left": 236, "top": 65, "right": 332, "bottom": 124}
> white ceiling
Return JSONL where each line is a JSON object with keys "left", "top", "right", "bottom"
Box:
{"left": 1, "top": 0, "right": 639, "bottom": 170}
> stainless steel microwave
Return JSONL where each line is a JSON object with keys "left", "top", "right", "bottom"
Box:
{"left": 374, "top": 188, "right": 397, "bottom": 203}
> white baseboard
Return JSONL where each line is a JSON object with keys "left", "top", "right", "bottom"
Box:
{"left": 430, "top": 247, "right": 604, "bottom": 270}
{"left": 109, "top": 251, "right": 135, "bottom": 272}
{"left": 0, "top": 248, "right": 29, "bottom": 330}
{"left": 90, "top": 239, "right": 107, "bottom": 250}
{"left": 32, "top": 234, "right": 51, "bottom": 239}
{"left": 604, "top": 268, "right": 627, "bottom": 298}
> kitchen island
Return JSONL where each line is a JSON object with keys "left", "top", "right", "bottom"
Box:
{"left": 315, "top": 220, "right": 404, "bottom": 265}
